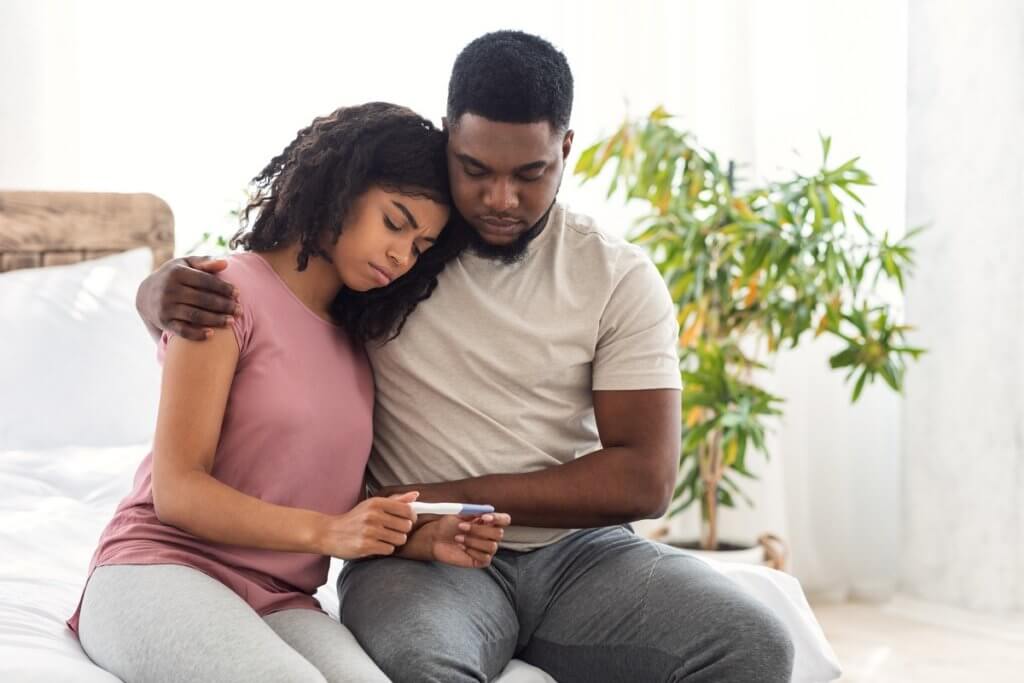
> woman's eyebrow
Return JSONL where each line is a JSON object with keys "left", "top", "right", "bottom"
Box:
{"left": 390, "top": 201, "right": 419, "bottom": 230}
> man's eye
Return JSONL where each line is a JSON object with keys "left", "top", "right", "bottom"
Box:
{"left": 518, "top": 174, "right": 544, "bottom": 183}
{"left": 384, "top": 216, "right": 401, "bottom": 232}
{"left": 464, "top": 167, "right": 488, "bottom": 178}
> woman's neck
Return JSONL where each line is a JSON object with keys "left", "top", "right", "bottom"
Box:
{"left": 259, "top": 243, "right": 342, "bottom": 322}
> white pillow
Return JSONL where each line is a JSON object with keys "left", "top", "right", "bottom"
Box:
{"left": 0, "top": 248, "right": 161, "bottom": 450}
{"left": 677, "top": 552, "right": 843, "bottom": 682}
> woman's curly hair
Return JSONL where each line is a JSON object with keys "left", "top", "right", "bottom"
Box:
{"left": 231, "top": 102, "right": 467, "bottom": 342}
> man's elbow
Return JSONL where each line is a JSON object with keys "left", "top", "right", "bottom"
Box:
{"left": 641, "top": 476, "right": 674, "bottom": 519}
{"left": 643, "top": 454, "right": 675, "bottom": 518}
{"left": 629, "top": 458, "right": 675, "bottom": 520}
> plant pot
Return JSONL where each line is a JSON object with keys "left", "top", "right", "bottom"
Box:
{"left": 660, "top": 534, "right": 788, "bottom": 570}
{"left": 633, "top": 522, "right": 788, "bottom": 570}
{"left": 670, "top": 540, "right": 768, "bottom": 565}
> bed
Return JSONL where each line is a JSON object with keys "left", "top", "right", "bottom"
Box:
{"left": 0, "top": 191, "right": 840, "bottom": 682}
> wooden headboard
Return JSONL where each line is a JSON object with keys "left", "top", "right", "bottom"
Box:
{"left": 0, "top": 191, "right": 174, "bottom": 273}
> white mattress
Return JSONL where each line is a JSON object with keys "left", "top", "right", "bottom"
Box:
{"left": 0, "top": 443, "right": 838, "bottom": 682}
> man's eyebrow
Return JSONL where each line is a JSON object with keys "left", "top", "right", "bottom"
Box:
{"left": 391, "top": 200, "right": 419, "bottom": 230}
{"left": 456, "top": 153, "right": 547, "bottom": 174}
{"left": 514, "top": 160, "right": 547, "bottom": 174}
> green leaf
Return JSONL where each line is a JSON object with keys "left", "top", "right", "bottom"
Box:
{"left": 574, "top": 141, "right": 601, "bottom": 176}
{"left": 852, "top": 369, "right": 869, "bottom": 402}
{"left": 829, "top": 347, "right": 860, "bottom": 369}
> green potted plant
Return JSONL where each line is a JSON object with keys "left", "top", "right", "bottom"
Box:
{"left": 575, "top": 107, "right": 924, "bottom": 560}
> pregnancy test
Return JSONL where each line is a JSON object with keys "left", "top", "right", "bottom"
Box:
{"left": 410, "top": 502, "right": 495, "bottom": 516}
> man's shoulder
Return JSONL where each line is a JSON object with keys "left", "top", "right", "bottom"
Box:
{"left": 557, "top": 206, "right": 654, "bottom": 274}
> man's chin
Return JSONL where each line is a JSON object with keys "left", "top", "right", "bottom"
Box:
{"left": 468, "top": 229, "right": 531, "bottom": 265}
{"left": 465, "top": 203, "right": 555, "bottom": 265}
{"left": 476, "top": 232, "right": 520, "bottom": 246}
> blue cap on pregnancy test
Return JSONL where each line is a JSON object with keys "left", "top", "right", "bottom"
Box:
{"left": 458, "top": 504, "right": 496, "bottom": 515}
{"left": 409, "top": 502, "right": 495, "bottom": 516}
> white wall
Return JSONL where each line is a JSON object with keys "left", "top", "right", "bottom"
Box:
{"left": 903, "top": 0, "right": 1024, "bottom": 612}
{"left": 1, "top": 0, "right": 696, "bottom": 251}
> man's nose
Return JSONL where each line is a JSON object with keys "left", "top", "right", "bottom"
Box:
{"left": 483, "top": 178, "right": 518, "bottom": 212}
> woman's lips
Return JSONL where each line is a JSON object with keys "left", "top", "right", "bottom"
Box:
{"left": 369, "top": 263, "right": 393, "bottom": 285}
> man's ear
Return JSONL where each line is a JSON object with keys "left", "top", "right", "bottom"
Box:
{"left": 442, "top": 116, "right": 449, "bottom": 131}
{"left": 562, "top": 129, "right": 575, "bottom": 160}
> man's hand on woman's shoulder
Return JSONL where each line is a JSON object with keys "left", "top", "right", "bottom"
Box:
{"left": 137, "top": 255, "right": 241, "bottom": 341}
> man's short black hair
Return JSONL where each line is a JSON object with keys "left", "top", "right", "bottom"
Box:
{"left": 447, "top": 30, "right": 573, "bottom": 133}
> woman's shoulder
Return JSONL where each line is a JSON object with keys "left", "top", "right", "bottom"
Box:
{"left": 215, "top": 252, "right": 273, "bottom": 290}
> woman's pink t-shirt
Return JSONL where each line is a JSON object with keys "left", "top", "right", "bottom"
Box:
{"left": 69, "top": 253, "right": 374, "bottom": 633}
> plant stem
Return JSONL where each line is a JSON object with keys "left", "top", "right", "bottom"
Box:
{"left": 700, "top": 428, "right": 724, "bottom": 550}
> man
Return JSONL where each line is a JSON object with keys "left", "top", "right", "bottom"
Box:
{"left": 137, "top": 30, "right": 793, "bottom": 682}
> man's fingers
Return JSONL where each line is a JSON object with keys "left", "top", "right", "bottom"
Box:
{"left": 481, "top": 513, "right": 511, "bottom": 527}
{"left": 185, "top": 255, "right": 229, "bottom": 273}
{"left": 465, "top": 548, "right": 493, "bottom": 566}
{"left": 462, "top": 523, "right": 504, "bottom": 542}
{"left": 460, "top": 513, "right": 511, "bottom": 529}
{"left": 165, "top": 320, "right": 210, "bottom": 342}
{"left": 459, "top": 535, "right": 500, "bottom": 555}
{"left": 171, "top": 305, "right": 232, "bottom": 330}
{"left": 179, "top": 261, "right": 238, "bottom": 299}
{"left": 179, "top": 286, "right": 241, "bottom": 316}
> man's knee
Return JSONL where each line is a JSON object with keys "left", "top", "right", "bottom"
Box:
{"left": 699, "top": 600, "right": 795, "bottom": 683}
{"left": 375, "top": 643, "right": 486, "bottom": 683}
{"left": 740, "top": 606, "right": 795, "bottom": 681}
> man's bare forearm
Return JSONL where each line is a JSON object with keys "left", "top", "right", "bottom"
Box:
{"left": 382, "top": 446, "right": 673, "bottom": 528}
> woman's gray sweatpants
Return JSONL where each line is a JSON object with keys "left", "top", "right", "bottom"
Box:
{"left": 338, "top": 525, "right": 795, "bottom": 683}
{"left": 78, "top": 564, "right": 388, "bottom": 682}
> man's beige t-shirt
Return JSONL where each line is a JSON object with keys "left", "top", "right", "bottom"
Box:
{"left": 366, "top": 204, "right": 681, "bottom": 550}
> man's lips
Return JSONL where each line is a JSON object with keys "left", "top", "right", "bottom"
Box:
{"left": 369, "top": 263, "right": 393, "bottom": 285}
{"left": 479, "top": 217, "right": 523, "bottom": 232}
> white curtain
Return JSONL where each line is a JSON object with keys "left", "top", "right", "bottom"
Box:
{"left": 903, "top": 0, "right": 1024, "bottom": 613}
{"left": 638, "top": 0, "right": 909, "bottom": 603}
{"left": 1, "top": 0, "right": 912, "bottom": 601}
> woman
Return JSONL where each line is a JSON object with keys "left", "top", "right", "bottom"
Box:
{"left": 68, "top": 102, "right": 510, "bottom": 682}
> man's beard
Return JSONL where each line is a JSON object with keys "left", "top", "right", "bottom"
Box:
{"left": 467, "top": 199, "right": 557, "bottom": 265}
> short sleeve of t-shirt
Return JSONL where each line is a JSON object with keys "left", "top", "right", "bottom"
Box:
{"left": 155, "top": 267, "right": 255, "bottom": 363}
{"left": 592, "top": 249, "right": 682, "bottom": 391}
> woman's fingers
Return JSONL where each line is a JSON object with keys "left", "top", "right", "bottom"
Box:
{"left": 375, "top": 528, "right": 408, "bottom": 547}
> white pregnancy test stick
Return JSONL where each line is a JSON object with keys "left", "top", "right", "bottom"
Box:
{"left": 410, "top": 502, "right": 495, "bottom": 516}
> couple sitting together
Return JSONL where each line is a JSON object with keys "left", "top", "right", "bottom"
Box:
{"left": 68, "top": 30, "right": 795, "bottom": 682}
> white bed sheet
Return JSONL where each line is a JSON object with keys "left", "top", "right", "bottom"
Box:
{"left": 0, "top": 443, "right": 838, "bottom": 682}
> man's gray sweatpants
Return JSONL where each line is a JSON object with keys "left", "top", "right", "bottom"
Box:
{"left": 338, "top": 525, "right": 795, "bottom": 682}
